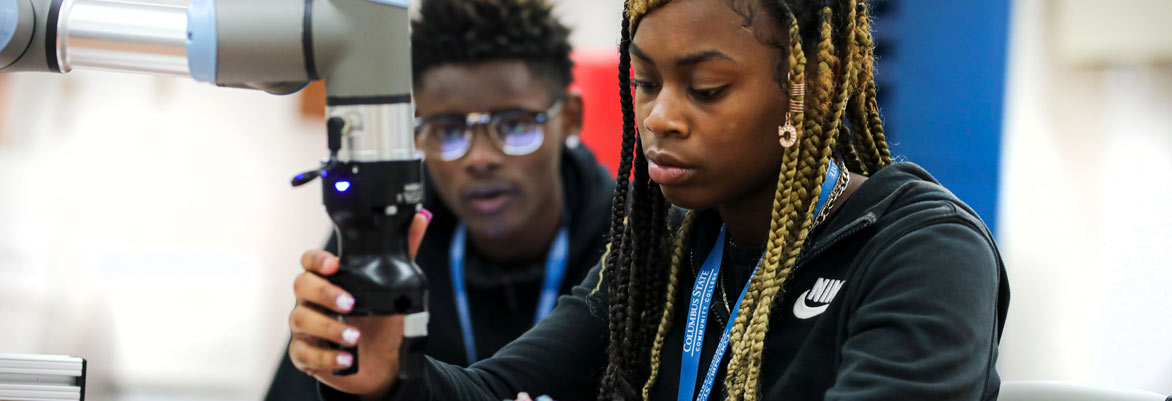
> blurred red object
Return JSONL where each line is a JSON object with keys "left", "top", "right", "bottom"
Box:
{"left": 571, "top": 49, "right": 622, "bottom": 175}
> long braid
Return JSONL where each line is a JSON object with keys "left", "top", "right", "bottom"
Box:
{"left": 635, "top": 183, "right": 671, "bottom": 376}
{"left": 864, "top": 81, "right": 890, "bottom": 165}
{"left": 603, "top": 3, "right": 688, "bottom": 397}
{"left": 851, "top": 1, "right": 892, "bottom": 170}
{"left": 729, "top": 6, "right": 843, "bottom": 400}
{"left": 612, "top": 110, "right": 671, "bottom": 401}
{"left": 607, "top": 217, "right": 637, "bottom": 397}
{"left": 603, "top": 219, "right": 638, "bottom": 399}
{"left": 847, "top": 94, "right": 878, "bottom": 172}
{"left": 599, "top": 6, "right": 641, "bottom": 398}
{"left": 824, "top": 0, "right": 866, "bottom": 176}
{"left": 623, "top": 139, "right": 652, "bottom": 378}
{"left": 838, "top": 124, "right": 866, "bottom": 175}
{"left": 845, "top": 6, "right": 880, "bottom": 172}
{"left": 641, "top": 211, "right": 698, "bottom": 400}
{"left": 728, "top": 1, "right": 830, "bottom": 368}
{"left": 722, "top": 4, "right": 804, "bottom": 396}
{"left": 829, "top": 0, "right": 861, "bottom": 172}
{"left": 726, "top": 1, "right": 792, "bottom": 393}
{"left": 750, "top": 4, "right": 856, "bottom": 396}
{"left": 829, "top": 1, "right": 858, "bottom": 142}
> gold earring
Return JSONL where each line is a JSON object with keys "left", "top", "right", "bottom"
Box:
{"left": 779, "top": 124, "right": 798, "bottom": 148}
{"left": 779, "top": 73, "right": 804, "bottom": 148}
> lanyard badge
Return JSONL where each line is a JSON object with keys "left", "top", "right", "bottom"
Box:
{"left": 678, "top": 161, "right": 840, "bottom": 401}
{"left": 450, "top": 222, "right": 570, "bottom": 365}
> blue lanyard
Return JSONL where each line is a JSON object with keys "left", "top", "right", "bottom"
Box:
{"left": 450, "top": 221, "right": 570, "bottom": 365}
{"left": 678, "top": 161, "right": 841, "bottom": 401}
{"left": 813, "top": 160, "right": 841, "bottom": 218}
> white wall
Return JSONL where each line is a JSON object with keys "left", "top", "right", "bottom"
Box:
{"left": 0, "top": 71, "right": 331, "bottom": 400}
{"left": 998, "top": 0, "right": 1172, "bottom": 393}
{"left": 550, "top": 0, "right": 623, "bottom": 50}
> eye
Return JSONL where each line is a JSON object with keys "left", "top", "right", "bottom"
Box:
{"left": 631, "top": 79, "right": 661, "bottom": 94}
{"left": 495, "top": 114, "right": 539, "bottom": 141}
{"left": 436, "top": 122, "right": 466, "bottom": 142}
{"left": 690, "top": 86, "right": 727, "bottom": 100}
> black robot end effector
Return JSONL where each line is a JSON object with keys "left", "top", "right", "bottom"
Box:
{"left": 290, "top": 112, "right": 427, "bottom": 376}
{"left": 320, "top": 156, "right": 426, "bottom": 376}
{"left": 320, "top": 156, "right": 426, "bottom": 316}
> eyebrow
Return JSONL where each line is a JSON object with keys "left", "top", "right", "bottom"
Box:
{"left": 629, "top": 43, "right": 737, "bottom": 67}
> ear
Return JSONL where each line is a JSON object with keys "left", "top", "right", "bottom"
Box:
{"left": 559, "top": 89, "right": 584, "bottom": 146}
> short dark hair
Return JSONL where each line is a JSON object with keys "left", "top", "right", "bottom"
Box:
{"left": 411, "top": 0, "right": 575, "bottom": 95}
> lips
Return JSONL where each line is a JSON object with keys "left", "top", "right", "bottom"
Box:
{"left": 461, "top": 183, "right": 517, "bottom": 215}
{"left": 646, "top": 150, "right": 697, "bottom": 185}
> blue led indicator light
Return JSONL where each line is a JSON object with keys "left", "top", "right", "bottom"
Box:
{"left": 335, "top": 181, "right": 352, "bottom": 192}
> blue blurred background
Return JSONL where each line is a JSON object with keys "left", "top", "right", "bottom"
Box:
{"left": 871, "top": 0, "right": 1010, "bottom": 234}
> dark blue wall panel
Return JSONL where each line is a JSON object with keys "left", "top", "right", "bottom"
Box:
{"left": 871, "top": 0, "right": 1011, "bottom": 233}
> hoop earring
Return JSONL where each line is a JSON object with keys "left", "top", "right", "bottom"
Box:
{"left": 779, "top": 73, "right": 804, "bottom": 148}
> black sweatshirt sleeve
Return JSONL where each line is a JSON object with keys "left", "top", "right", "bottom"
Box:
{"left": 321, "top": 264, "right": 609, "bottom": 401}
{"left": 825, "top": 220, "right": 1003, "bottom": 400}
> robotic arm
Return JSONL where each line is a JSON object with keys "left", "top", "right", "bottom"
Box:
{"left": 1, "top": 0, "right": 428, "bottom": 379}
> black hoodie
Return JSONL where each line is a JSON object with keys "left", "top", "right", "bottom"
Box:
{"left": 264, "top": 144, "right": 614, "bottom": 400}
{"left": 328, "top": 162, "right": 1009, "bottom": 401}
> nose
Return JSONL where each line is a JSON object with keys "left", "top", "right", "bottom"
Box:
{"left": 641, "top": 88, "right": 688, "bottom": 138}
{"left": 462, "top": 126, "right": 504, "bottom": 177}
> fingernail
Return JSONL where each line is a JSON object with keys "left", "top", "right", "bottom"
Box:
{"left": 336, "top": 353, "right": 352, "bottom": 368}
{"left": 419, "top": 208, "right": 433, "bottom": 223}
{"left": 342, "top": 328, "right": 360, "bottom": 345}
{"left": 336, "top": 294, "right": 355, "bottom": 312}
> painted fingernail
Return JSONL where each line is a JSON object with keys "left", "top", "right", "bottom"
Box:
{"left": 419, "top": 208, "right": 433, "bottom": 223}
{"left": 336, "top": 294, "right": 355, "bottom": 312}
{"left": 336, "top": 353, "right": 353, "bottom": 368}
{"left": 342, "top": 328, "right": 360, "bottom": 345}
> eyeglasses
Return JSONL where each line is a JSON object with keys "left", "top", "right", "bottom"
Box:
{"left": 414, "top": 99, "right": 564, "bottom": 162}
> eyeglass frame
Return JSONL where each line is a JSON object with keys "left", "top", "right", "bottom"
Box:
{"left": 414, "top": 97, "right": 565, "bottom": 162}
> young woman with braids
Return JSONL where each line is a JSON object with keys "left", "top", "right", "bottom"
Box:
{"left": 286, "top": 0, "right": 1010, "bottom": 400}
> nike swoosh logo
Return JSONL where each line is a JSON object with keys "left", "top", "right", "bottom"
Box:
{"left": 793, "top": 290, "right": 829, "bottom": 319}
